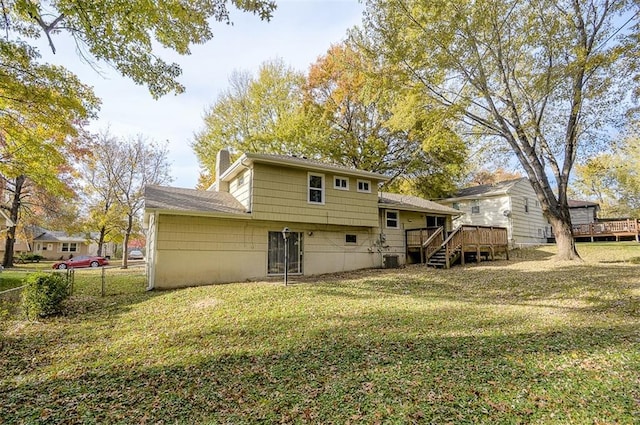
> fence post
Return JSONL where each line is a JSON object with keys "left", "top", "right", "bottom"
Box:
{"left": 67, "top": 269, "right": 74, "bottom": 295}
{"left": 101, "top": 267, "right": 106, "bottom": 297}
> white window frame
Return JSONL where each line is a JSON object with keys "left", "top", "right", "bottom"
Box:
{"left": 334, "top": 176, "right": 349, "bottom": 191}
{"left": 357, "top": 179, "right": 371, "bottom": 193}
{"left": 61, "top": 242, "right": 78, "bottom": 253}
{"left": 308, "top": 172, "right": 325, "bottom": 204}
{"left": 471, "top": 200, "right": 480, "bottom": 215}
{"left": 385, "top": 210, "right": 399, "bottom": 229}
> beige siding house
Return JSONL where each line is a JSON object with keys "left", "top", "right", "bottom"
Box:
{"left": 144, "top": 152, "right": 460, "bottom": 289}
{"left": 30, "top": 228, "right": 94, "bottom": 260}
{"left": 441, "top": 178, "right": 550, "bottom": 246}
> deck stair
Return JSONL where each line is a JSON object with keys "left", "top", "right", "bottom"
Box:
{"left": 407, "top": 225, "right": 509, "bottom": 269}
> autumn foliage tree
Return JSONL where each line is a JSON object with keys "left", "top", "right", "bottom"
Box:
{"left": 0, "top": 40, "right": 98, "bottom": 267}
{"left": 192, "top": 59, "right": 306, "bottom": 186}
{"left": 80, "top": 133, "right": 172, "bottom": 268}
{"left": 304, "top": 43, "right": 467, "bottom": 198}
{"left": 1, "top": 0, "right": 276, "bottom": 98}
{"left": 359, "top": 0, "right": 639, "bottom": 259}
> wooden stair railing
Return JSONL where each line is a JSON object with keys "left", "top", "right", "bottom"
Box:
{"left": 422, "top": 227, "right": 444, "bottom": 262}
{"left": 442, "top": 226, "right": 464, "bottom": 269}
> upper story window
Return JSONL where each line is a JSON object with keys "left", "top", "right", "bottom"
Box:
{"left": 524, "top": 197, "right": 529, "bottom": 213}
{"left": 334, "top": 176, "right": 349, "bottom": 191}
{"left": 308, "top": 173, "right": 325, "bottom": 204}
{"left": 471, "top": 200, "right": 480, "bottom": 214}
{"left": 357, "top": 179, "right": 371, "bottom": 193}
{"left": 385, "top": 210, "right": 399, "bottom": 229}
{"left": 237, "top": 171, "right": 245, "bottom": 186}
{"left": 452, "top": 202, "right": 460, "bottom": 210}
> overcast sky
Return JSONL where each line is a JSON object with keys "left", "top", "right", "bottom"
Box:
{"left": 39, "top": 0, "right": 365, "bottom": 188}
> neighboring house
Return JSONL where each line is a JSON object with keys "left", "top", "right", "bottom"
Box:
{"left": 30, "top": 228, "right": 94, "bottom": 260}
{"left": 144, "top": 151, "right": 460, "bottom": 289}
{"left": 441, "top": 178, "right": 550, "bottom": 246}
{"left": 568, "top": 200, "right": 599, "bottom": 226}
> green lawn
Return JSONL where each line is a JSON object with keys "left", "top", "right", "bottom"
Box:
{"left": 1, "top": 243, "right": 639, "bottom": 423}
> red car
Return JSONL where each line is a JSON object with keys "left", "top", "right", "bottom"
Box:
{"left": 52, "top": 255, "right": 109, "bottom": 269}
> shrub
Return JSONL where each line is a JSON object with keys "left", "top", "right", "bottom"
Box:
{"left": 16, "top": 253, "right": 45, "bottom": 263}
{"left": 21, "top": 272, "right": 69, "bottom": 319}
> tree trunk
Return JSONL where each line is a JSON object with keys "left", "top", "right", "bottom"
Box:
{"left": 2, "top": 175, "right": 25, "bottom": 268}
{"left": 96, "top": 226, "right": 106, "bottom": 257}
{"left": 121, "top": 214, "right": 133, "bottom": 269}
{"left": 547, "top": 213, "right": 580, "bottom": 261}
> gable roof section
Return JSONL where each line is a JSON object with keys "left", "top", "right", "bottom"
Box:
{"left": 379, "top": 192, "right": 461, "bottom": 215}
{"left": 219, "top": 152, "right": 390, "bottom": 183}
{"left": 145, "top": 185, "right": 248, "bottom": 216}
{"left": 568, "top": 199, "right": 599, "bottom": 208}
{"left": 443, "top": 178, "right": 527, "bottom": 201}
{"left": 32, "top": 228, "right": 88, "bottom": 243}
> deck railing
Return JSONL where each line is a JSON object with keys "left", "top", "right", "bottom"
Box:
{"left": 572, "top": 219, "right": 640, "bottom": 237}
{"left": 407, "top": 225, "right": 509, "bottom": 268}
{"left": 405, "top": 226, "right": 443, "bottom": 263}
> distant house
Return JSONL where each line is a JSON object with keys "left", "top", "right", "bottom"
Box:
{"left": 144, "top": 151, "right": 461, "bottom": 289}
{"left": 441, "top": 178, "right": 551, "bottom": 246}
{"left": 568, "top": 200, "right": 599, "bottom": 227}
{"left": 30, "top": 228, "right": 94, "bottom": 260}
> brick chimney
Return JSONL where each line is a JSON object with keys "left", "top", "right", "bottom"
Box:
{"left": 214, "top": 149, "right": 231, "bottom": 191}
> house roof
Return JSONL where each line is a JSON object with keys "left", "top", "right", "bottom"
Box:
{"left": 442, "top": 178, "right": 527, "bottom": 201}
{"left": 219, "top": 152, "right": 390, "bottom": 183}
{"left": 145, "top": 185, "right": 248, "bottom": 216}
{"left": 568, "top": 199, "right": 599, "bottom": 208}
{"left": 379, "top": 192, "right": 461, "bottom": 215}
{"left": 32, "top": 228, "right": 88, "bottom": 243}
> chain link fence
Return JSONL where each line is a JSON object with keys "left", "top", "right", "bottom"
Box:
{"left": 0, "top": 264, "right": 148, "bottom": 306}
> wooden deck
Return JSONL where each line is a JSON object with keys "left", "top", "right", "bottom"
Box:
{"left": 406, "top": 225, "right": 509, "bottom": 268}
{"left": 572, "top": 219, "right": 640, "bottom": 242}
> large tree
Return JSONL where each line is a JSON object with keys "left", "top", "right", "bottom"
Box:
{"left": 572, "top": 130, "right": 640, "bottom": 218}
{"left": 192, "top": 58, "right": 307, "bottom": 186}
{"left": 305, "top": 43, "right": 467, "bottom": 198}
{"left": 0, "top": 40, "right": 97, "bottom": 266}
{"left": 82, "top": 134, "right": 172, "bottom": 268}
{"left": 359, "top": 0, "right": 638, "bottom": 259}
{"left": 1, "top": 0, "right": 276, "bottom": 98}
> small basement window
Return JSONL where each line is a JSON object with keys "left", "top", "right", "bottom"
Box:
{"left": 345, "top": 234, "right": 357, "bottom": 244}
